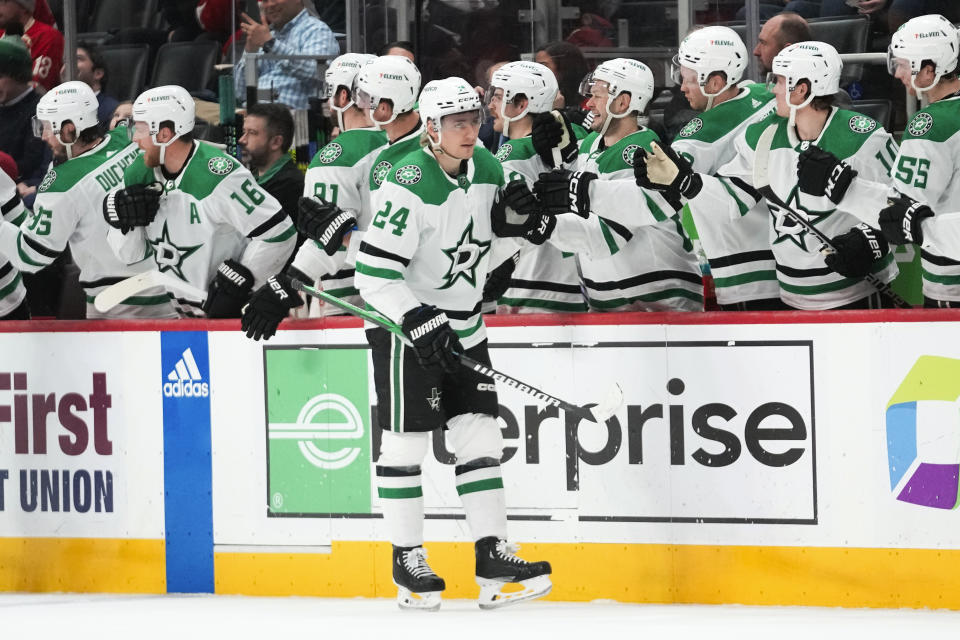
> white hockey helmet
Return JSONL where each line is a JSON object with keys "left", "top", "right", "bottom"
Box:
{"left": 771, "top": 41, "right": 842, "bottom": 99}
{"left": 132, "top": 85, "right": 195, "bottom": 164}
{"left": 887, "top": 14, "right": 959, "bottom": 97}
{"left": 486, "top": 61, "right": 558, "bottom": 137}
{"left": 352, "top": 55, "right": 421, "bottom": 127}
{"left": 32, "top": 81, "right": 99, "bottom": 158}
{"left": 419, "top": 77, "right": 482, "bottom": 150}
{"left": 673, "top": 26, "right": 748, "bottom": 109}
{"left": 579, "top": 58, "right": 655, "bottom": 135}
{"left": 321, "top": 52, "right": 375, "bottom": 131}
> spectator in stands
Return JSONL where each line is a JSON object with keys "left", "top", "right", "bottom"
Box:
{"left": 240, "top": 102, "right": 304, "bottom": 253}
{"left": 0, "top": 35, "right": 48, "bottom": 201}
{"left": 535, "top": 41, "right": 589, "bottom": 109}
{"left": 63, "top": 43, "right": 118, "bottom": 129}
{"left": 109, "top": 101, "right": 132, "bottom": 129}
{"left": 753, "top": 12, "right": 811, "bottom": 74}
{"left": 234, "top": 0, "right": 339, "bottom": 110}
{"left": 0, "top": 0, "right": 62, "bottom": 92}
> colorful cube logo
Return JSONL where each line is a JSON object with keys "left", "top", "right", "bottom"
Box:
{"left": 264, "top": 348, "right": 372, "bottom": 515}
{"left": 886, "top": 355, "right": 960, "bottom": 509}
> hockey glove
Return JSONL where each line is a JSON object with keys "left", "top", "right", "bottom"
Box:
{"left": 491, "top": 181, "right": 556, "bottom": 245}
{"left": 203, "top": 259, "right": 255, "bottom": 318}
{"left": 634, "top": 142, "right": 702, "bottom": 199}
{"left": 878, "top": 195, "right": 934, "bottom": 245}
{"left": 823, "top": 223, "right": 890, "bottom": 279}
{"left": 401, "top": 304, "right": 463, "bottom": 373}
{"left": 297, "top": 195, "right": 357, "bottom": 255}
{"left": 241, "top": 272, "right": 304, "bottom": 341}
{"left": 797, "top": 145, "right": 857, "bottom": 204}
{"left": 482, "top": 252, "right": 519, "bottom": 304}
{"left": 531, "top": 111, "right": 579, "bottom": 168}
{"left": 561, "top": 106, "right": 590, "bottom": 128}
{"left": 533, "top": 169, "right": 597, "bottom": 218}
{"left": 103, "top": 182, "right": 163, "bottom": 233}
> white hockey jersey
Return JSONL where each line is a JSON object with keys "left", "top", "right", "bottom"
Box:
{"left": 109, "top": 141, "right": 296, "bottom": 316}
{"left": 355, "top": 145, "right": 506, "bottom": 349}
{"left": 0, "top": 128, "right": 177, "bottom": 318}
{"left": 0, "top": 171, "right": 28, "bottom": 317}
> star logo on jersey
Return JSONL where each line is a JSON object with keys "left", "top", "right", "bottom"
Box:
{"left": 395, "top": 165, "right": 422, "bottom": 185}
{"left": 621, "top": 144, "right": 641, "bottom": 166}
{"left": 426, "top": 387, "right": 442, "bottom": 411}
{"left": 907, "top": 112, "right": 934, "bottom": 137}
{"left": 769, "top": 187, "right": 833, "bottom": 251}
{"left": 439, "top": 219, "right": 491, "bottom": 289}
{"left": 678, "top": 118, "right": 703, "bottom": 138}
{"left": 318, "top": 142, "right": 343, "bottom": 164}
{"left": 848, "top": 115, "right": 877, "bottom": 134}
{"left": 149, "top": 220, "right": 203, "bottom": 281}
{"left": 38, "top": 170, "right": 57, "bottom": 193}
{"left": 372, "top": 161, "right": 392, "bottom": 186}
{"left": 494, "top": 143, "right": 513, "bottom": 162}
{"left": 208, "top": 157, "right": 235, "bottom": 176}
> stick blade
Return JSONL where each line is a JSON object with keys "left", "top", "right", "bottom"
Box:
{"left": 94, "top": 271, "right": 162, "bottom": 313}
{"left": 585, "top": 384, "right": 624, "bottom": 423}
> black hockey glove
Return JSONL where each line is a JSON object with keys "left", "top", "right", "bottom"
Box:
{"left": 401, "top": 304, "right": 463, "bottom": 373}
{"left": 633, "top": 142, "right": 701, "bottom": 199}
{"left": 491, "top": 181, "right": 556, "bottom": 245}
{"left": 241, "top": 272, "right": 304, "bottom": 341}
{"left": 203, "top": 259, "right": 255, "bottom": 318}
{"left": 823, "top": 223, "right": 890, "bottom": 279}
{"left": 482, "top": 252, "right": 519, "bottom": 304}
{"left": 103, "top": 182, "right": 163, "bottom": 233}
{"left": 533, "top": 169, "right": 597, "bottom": 218}
{"left": 797, "top": 145, "right": 858, "bottom": 204}
{"left": 561, "top": 106, "right": 590, "bottom": 128}
{"left": 531, "top": 111, "right": 579, "bottom": 168}
{"left": 297, "top": 195, "right": 357, "bottom": 255}
{"left": 878, "top": 195, "right": 934, "bottom": 245}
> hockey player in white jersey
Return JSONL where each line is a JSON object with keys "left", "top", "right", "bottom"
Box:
{"left": 796, "top": 15, "right": 960, "bottom": 306}
{"left": 638, "top": 42, "right": 900, "bottom": 309}
{"left": 242, "top": 55, "right": 422, "bottom": 340}
{"left": 533, "top": 58, "right": 703, "bottom": 311}
{"left": 0, "top": 170, "right": 29, "bottom": 319}
{"left": 0, "top": 81, "right": 176, "bottom": 318}
{"left": 669, "top": 26, "right": 783, "bottom": 310}
{"left": 483, "top": 60, "right": 586, "bottom": 313}
{"left": 353, "top": 77, "right": 550, "bottom": 610}
{"left": 106, "top": 85, "right": 296, "bottom": 318}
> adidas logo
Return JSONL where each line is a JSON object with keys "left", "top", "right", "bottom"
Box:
{"left": 163, "top": 347, "right": 209, "bottom": 398}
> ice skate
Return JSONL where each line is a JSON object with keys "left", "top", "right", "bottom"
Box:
{"left": 474, "top": 536, "right": 552, "bottom": 610}
{"left": 393, "top": 545, "right": 445, "bottom": 611}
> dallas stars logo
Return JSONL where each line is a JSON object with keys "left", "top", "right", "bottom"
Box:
{"left": 440, "top": 219, "right": 490, "bottom": 289}
{"left": 395, "top": 164, "right": 422, "bottom": 185}
{"left": 848, "top": 115, "right": 876, "bottom": 134}
{"left": 208, "top": 157, "right": 234, "bottom": 175}
{"left": 769, "top": 187, "right": 834, "bottom": 251}
{"left": 621, "top": 144, "right": 641, "bottom": 166}
{"left": 38, "top": 170, "right": 57, "bottom": 193}
{"left": 426, "top": 387, "right": 442, "bottom": 411}
{"left": 679, "top": 118, "right": 703, "bottom": 138}
{"left": 907, "top": 112, "right": 933, "bottom": 137}
{"left": 149, "top": 220, "right": 203, "bottom": 280}
{"left": 317, "top": 142, "right": 342, "bottom": 164}
{"left": 495, "top": 143, "right": 513, "bottom": 162}
{"left": 372, "top": 161, "right": 392, "bottom": 186}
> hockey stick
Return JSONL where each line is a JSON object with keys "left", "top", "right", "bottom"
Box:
{"left": 752, "top": 124, "right": 910, "bottom": 309}
{"left": 290, "top": 278, "right": 623, "bottom": 423}
{"left": 549, "top": 110, "right": 570, "bottom": 168}
{"left": 94, "top": 270, "right": 207, "bottom": 313}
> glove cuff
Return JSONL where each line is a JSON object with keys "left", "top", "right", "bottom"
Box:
{"left": 678, "top": 173, "right": 702, "bottom": 199}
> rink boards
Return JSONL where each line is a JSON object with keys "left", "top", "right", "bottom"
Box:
{"left": 2, "top": 310, "right": 960, "bottom": 608}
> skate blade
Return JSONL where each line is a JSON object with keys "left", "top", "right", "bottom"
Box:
{"left": 476, "top": 574, "right": 552, "bottom": 610}
{"left": 395, "top": 584, "right": 442, "bottom": 612}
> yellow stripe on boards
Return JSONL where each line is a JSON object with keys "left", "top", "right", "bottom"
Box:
{"left": 0, "top": 538, "right": 165, "bottom": 593}
{"left": 215, "top": 541, "right": 960, "bottom": 609}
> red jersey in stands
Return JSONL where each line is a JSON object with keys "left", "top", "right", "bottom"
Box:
{"left": 0, "top": 18, "right": 64, "bottom": 92}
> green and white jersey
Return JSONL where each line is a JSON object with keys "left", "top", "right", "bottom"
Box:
{"left": 704, "top": 108, "right": 899, "bottom": 310}
{"left": 924, "top": 211, "right": 960, "bottom": 259}
{"left": 556, "top": 129, "right": 702, "bottom": 311}
{"left": 356, "top": 145, "right": 505, "bottom": 350}
{"left": 891, "top": 96, "right": 960, "bottom": 301}
{"left": 492, "top": 135, "right": 587, "bottom": 313}
{"left": 0, "top": 128, "right": 176, "bottom": 318}
{"left": 290, "top": 127, "right": 388, "bottom": 315}
{"left": 109, "top": 141, "right": 296, "bottom": 316}
{"left": 0, "top": 171, "right": 28, "bottom": 316}
{"left": 673, "top": 82, "right": 779, "bottom": 305}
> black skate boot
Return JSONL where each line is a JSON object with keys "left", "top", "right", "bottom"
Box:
{"left": 474, "top": 536, "right": 552, "bottom": 609}
{"left": 393, "top": 545, "right": 445, "bottom": 611}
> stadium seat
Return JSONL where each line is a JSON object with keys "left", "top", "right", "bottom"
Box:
{"left": 99, "top": 44, "right": 149, "bottom": 102}
{"left": 808, "top": 17, "right": 870, "bottom": 85}
{"left": 150, "top": 41, "right": 221, "bottom": 94}
{"left": 851, "top": 99, "right": 893, "bottom": 132}
{"left": 78, "top": 0, "right": 159, "bottom": 44}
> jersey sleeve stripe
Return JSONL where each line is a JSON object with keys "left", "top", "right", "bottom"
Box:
{"left": 718, "top": 177, "right": 750, "bottom": 216}
{"left": 445, "top": 301, "right": 482, "bottom": 320}
{"left": 358, "top": 241, "right": 411, "bottom": 267}
{"left": 597, "top": 218, "right": 621, "bottom": 256}
{"left": 1, "top": 194, "right": 21, "bottom": 215}
{"left": 642, "top": 192, "right": 668, "bottom": 221}
{"left": 80, "top": 275, "right": 127, "bottom": 289}
{"left": 23, "top": 234, "right": 61, "bottom": 259}
{"left": 599, "top": 216, "right": 633, "bottom": 242}
{"left": 246, "top": 210, "right": 290, "bottom": 238}
{"left": 355, "top": 261, "right": 403, "bottom": 280}
{"left": 707, "top": 249, "right": 776, "bottom": 268}
{"left": 583, "top": 269, "right": 704, "bottom": 290}
{"left": 0, "top": 271, "right": 22, "bottom": 300}
{"left": 454, "top": 315, "right": 483, "bottom": 339}
{"left": 17, "top": 235, "right": 54, "bottom": 267}
{"left": 263, "top": 224, "right": 297, "bottom": 243}
{"left": 726, "top": 176, "right": 762, "bottom": 201}
{"left": 0, "top": 262, "right": 11, "bottom": 279}
{"left": 8, "top": 210, "right": 27, "bottom": 226}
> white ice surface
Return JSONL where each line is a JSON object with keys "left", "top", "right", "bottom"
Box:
{"left": 2, "top": 594, "right": 960, "bottom": 639}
